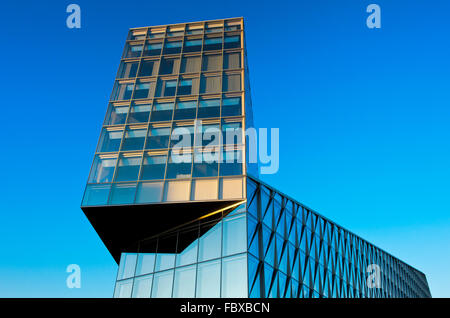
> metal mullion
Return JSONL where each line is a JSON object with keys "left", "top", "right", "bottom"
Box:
{"left": 170, "top": 232, "right": 180, "bottom": 297}
{"left": 193, "top": 222, "right": 201, "bottom": 298}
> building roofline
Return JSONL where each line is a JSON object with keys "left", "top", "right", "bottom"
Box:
{"left": 128, "top": 17, "right": 244, "bottom": 31}
{"left": 247, "top": 174, "right": 428, "bottom": 278}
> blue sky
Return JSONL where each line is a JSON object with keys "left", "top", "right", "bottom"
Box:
{"left": 0, "top": 0, "right": 449, "bottom": 297}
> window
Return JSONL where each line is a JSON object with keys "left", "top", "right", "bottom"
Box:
{"left": 156, "top": 79, "right": 177, "bottom": 97}
{"left": 138, "top": 60, "right": 158, "bottom": 77}
{"left": 128, "top": 29, "right": 146, "bottom": 41}
{"left": 206, "top": 27, "right": 223, "bottom": 34}
{"left": 118, "top": 61, "right": 138, "bottom": 78}
{"left": 191, "top": 178, "right": 218, "bottom": 200}
{"left": 220, "top": 177, "right": 243, "bottom": 200}
{"left": 117, "top": 253, "right": 138, "bottom": 280}
{"left": 224, "top": 35, "right": 240, "bottom": 49}
{"left": 124, "top": 44, "right": 142, "bottom": 58}
{"left": 132, "top": 275, "right": 153, "bottom": 298}
{"left": 223, "top": 74, "right": 241, "bottom": 92}
{"left": 196, "top": 260, "right": 220, "bottom": 297}
{"left": 221, "top": 97, "right": 241, "bottom": 116}
{"left": 163, "top": 41, "right": 182, "bottom": 54}
{"left": 134, "top": 82, "right": 154, "bottom": 99}
{"left": 114, "top": 279, "right": 133, "bottom": 298}
{"left": 198, "top": 222, "right": 222, "bottom": 261}
{"left": 222, "top": 214, "right": 246, "bottom": 256}
{"left": 82, "top": 184, "right": 111, "bottom": 206}
{"left": 135, "top": 181, "right": 163, "bottom": 203}
{"left": 112, "top": 82, "right": 134, "bottom": 100}
{"left": 135, "top": 253, "right": 156, "bottom": 276}
{"left": 198, "top": 99, "right": 220, "bottom": 118}
{"left": 180, "top": 55, "right": 200, "bottom": 73}
{"left": 220, "top": 150, "right": 243, "bottom": 176}
{"left": 88, "top": 155, "right": 117, "bottom": 183}
{"left": 176, "top": 231, "right": 198, "bottom": 266}
{"left": 170, "top": 125, "right": 194, "bottom": 148}
{"left": 151, "top": 270, "right": 174, "bottom": 298}
{"left": 177, "top": 79, "right": 193, "bottom": 95}
{"left": 148, "top": 29, "right": 165, "bottom": 39}
{"left": 183, "top": 39, "right": 202, "bottom": 52}
{"left": 186, "top": 24, "right": 203, "bottom": 35}
{"left": 224, "top": 52, "right": 241, "bottom": 69}
{"left": 199, "top": 123, "right": 220, "bottom": 147}
{"left": 202, "top": 54, "right": 221, "bottom": 71}
{"left": 140, "top": 154, "right": 167, "bottom": 180}
{"left": 159, "top": 57, "right": 180, "bottom": 75}
{"left": 200, "top": 75, "right": 221, "bottom": 94}
{"left": 127, "top": 104, "right": 151, "bottom": 123}
{"left": 104, "top": 103, "right": 129, "bottom": 125}
{"left": 204, "top": 37, "right": 222, "bottom": 51}
{"left": 121, "top": 127, "right": 146, "bottom": 151}
{"left": 173, "top": 266, "right": 196, "bottom": 298}
{"left": 146, "top": 126, "right": 171, "bottom": 149}
{"left": 97, "top": 128, "right": 123, "bottom": 152}
{"left": 164, "top": 180, "right": 191, "bottom": 201}
{"left": 222, "top": 121, "right": 242, "bottom": 145}
{"left": 114, "top": 156, "right": 142, "bottom": 181}
{"left": 174, "top": 100, "right": 196, "bottom": 120}
{"left": 155, "top": 253, "right": 176, "bottom": 272}
{"left": 221, "top": 254, "right": 247, "bottom": 297}
{"left": 166, "top": 150, "right": 192, "bottom": 179}
{"left": 192, "top": 151, "right": 219, "bottom": 178}
{"left": 150, "top": 102, "right": 174, "bottom": 122}
{"left": 109, "top": 182, "right": 137, "bottom": 205}
{"left": 144, "top": 42, "right": 162, "bottom": 56}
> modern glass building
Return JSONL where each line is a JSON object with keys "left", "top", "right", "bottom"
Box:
{"left": 81, "top": 18, "right": 431, "bottom": 298}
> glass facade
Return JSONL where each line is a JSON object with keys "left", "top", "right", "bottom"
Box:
{"left": 82, "top": 18, "right": 431, "bottom": 298}
{"left": 82, "top": 17, "right": 249, "bottom": 208}
{"left": 113, "top": 176, "right": 431, "bottom": 298}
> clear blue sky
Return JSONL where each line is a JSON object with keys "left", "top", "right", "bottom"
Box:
{"left": 1, "top": 0, "right": 449, "bottom": 297}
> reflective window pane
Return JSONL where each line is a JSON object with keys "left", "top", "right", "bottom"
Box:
{"left": 97, "top": 129, "right": 123, "bottom": 153}
{"left": 144, "top": 42, "right": 162, "bottom": 56}
{"left": 221, "top": 254, "right": 247, "bottom": 297}
{"left": 174, "top": 100, "right": 196, "bottom": 120}
{"left": 114, "top": 156, "right": 142, "bottom": 181}
{"left": 198, "top": 222, "right": 222, "bottom": 261}
{"left": 114, "top": 279, "right": 133, "bottom": 298}
{"left": 198, "top": 99, "right": 220, "bottom": 118}
{"left": 118, "top": 61, "right": 138, "bottom": 78}
{"left": 150, "top": 102, "right": 174, "bottom": 122}
{"left": 117, "top": 253, "right": 137, "bottom": 280}
{"left": 88, "top": 155, "right": 117, "bottom": 183}
{"left": 222, "top": 97, "right": 241, "bottom": 116}
{"left": 151, "top": 270, "right": 174, "bottom": 298}
{"left": 135, "top": 182, "right": 163, "bottom": 203}
{"left": 82, "top": 184, "right": 111, "bottom": 206}
{"left": 196, "top": 260, "right": 220, "bottom": 298}
{"left": 146, "top": 126, "right": 171, "bottom": 149}
{"left": 173, "top": 265, "right": 196, "bottom": 298}
{"left": 109, "top": 182, "right": 137, "bottom": 205}
{"left": 140, "top": 154, "right": 167, "bottom": 180}
{"left": 135, "top": 254, "right": 156, "bottom": 276}
{"left": 180, "top": 55, "right": 200, "bottom": 73}
{"left": 223, "top": 214, "right": 247, "bottom": 256}
{"left": 121, "top": 128, "right": 147, "bottom": 151}
{"left": 127, "top": 104, "right": 151, "bottom": 124}
{"left": 104, "top": 103, "right": 129, "bottom": 125}
{"left": 138, "top": 60, "right": 158, "bottom": 77}
{"left": 132, "top": 275, "right": 153, "bottom": 298}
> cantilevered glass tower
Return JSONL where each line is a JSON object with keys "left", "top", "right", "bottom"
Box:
{"left": 81, "top": 18, "right": 431, "bottom": 298}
